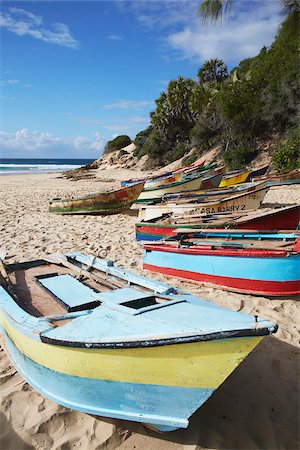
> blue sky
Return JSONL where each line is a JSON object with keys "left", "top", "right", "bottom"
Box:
{"left": 1, "top": 0, "right": 281, "bottom": 158}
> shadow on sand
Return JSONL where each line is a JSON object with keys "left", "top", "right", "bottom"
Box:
{"left": 0, "top": 412, "right": 34, "bottom": 450}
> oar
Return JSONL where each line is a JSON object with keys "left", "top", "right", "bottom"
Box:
{"left": 44, "top": 253, "right": 123, "bottom": 288}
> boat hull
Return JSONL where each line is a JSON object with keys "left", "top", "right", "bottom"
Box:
{"left": 135, "top": 176, "right": 204, "bottom": 204}
{"left": 0, "top": 317, "right": 263, "bottom": 432}
{"left": 49, "top": 182, "right": 144, "bottom": 214}
{"left": 136, "top": 205, "right": 300, "bottom": 241}
{"left": 219, "top": 171, "right": 251, "bottom": 187}
{"left": 143, "top": 246, "right": 300, "bottom": 296}
{"left": 138, "top": 187, "right": 269, "bottom": 221}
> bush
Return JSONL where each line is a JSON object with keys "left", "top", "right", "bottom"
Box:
{"left": 181, "top": 151, "right": 199, "bottom": 167}
{"left": 162, "top": 142, "right": 188, "bottom": 164}
{"left": 133, "top": 127, "right": 153, "bottom": 158}
{"left": 104, "top": 135, "right": 131, "bottom": 153}
{"left": 223, "top": 144, "right": 256, "bottom": 170}
{"left": 272, "top": 128, "right": 300, "bottom": 173}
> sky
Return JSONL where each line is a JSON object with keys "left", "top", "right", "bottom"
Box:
{"left": 0, "top": 0, "right": 282, "bottom": 158}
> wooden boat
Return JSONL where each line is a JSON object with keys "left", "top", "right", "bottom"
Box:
{"left": 219, "top": 169, "right": 251, "bottom": 187}
{"left": 135, "top": 204, "right": 300, "bottom": 241}
{"left": 138, "top": 184, "right": 269, "bottom": 221}
{"left": 162, "top": 181, "right": 266, "bottom": 203}
{"left": 0, "top": 252, "right": 276, "bottom": 432}
{"left": 143, "top": 231, "right": 300, "bottom": 296}
{"left": 134, "top": 174, "right": 205, "bottom": 205}
{"left": 121, "top": 172, "right": 182, "bottom": 189}
{"left": 245, "top": 165, "right": 269, "bottom": 181}
{"left": 49, "top": 181, "right": 145, "bottom": 214}
{"left": 144, "top": 172, "right": 183, "bottom": 189}
{"left": 252, "top": 168, "right": 300, "bottom": 186}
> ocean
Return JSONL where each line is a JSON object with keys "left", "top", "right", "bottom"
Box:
{"left": 0, "top": 158, "right": 94, "bottom": 175}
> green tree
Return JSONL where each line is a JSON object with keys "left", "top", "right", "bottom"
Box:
{"left": 151, "top": 76, "right": 197, "bottom": 144}
{"left": 104, "top": 135, "right": 131, "bottom": 153}
{"left": 199, "top": 0, "right": 299, "bottom": 22}
{"left": 198, "top": 59, "right": 228, "bottom": 84}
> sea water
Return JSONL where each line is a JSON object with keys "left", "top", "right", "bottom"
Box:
{"left": 0, "top": 158, "right": 94, "bottom": 175}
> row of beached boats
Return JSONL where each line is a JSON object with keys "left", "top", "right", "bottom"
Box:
{"left": 0, "top": 158, "right": 299, "bottom": 433}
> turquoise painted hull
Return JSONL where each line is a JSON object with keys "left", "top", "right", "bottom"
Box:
{"left": 143, "top": 247, "right": 300, "bottom": 296}
{"left": 3, "top": 329, "right": 213, "bottom": 432}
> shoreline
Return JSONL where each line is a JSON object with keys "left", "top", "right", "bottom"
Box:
{"left": 0, "top": 171, "right": 299, "bottom": 450}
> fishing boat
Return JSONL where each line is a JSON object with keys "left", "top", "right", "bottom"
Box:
{"left": 245, "top": 165, "right": 269, "bottom": 181}
{"left": 134, "top": 174, "right": 205, "bottom": 205}
{"left": 252, "top": 168, "right": 300, "bottom": 186}
{"left": 138, "top": 184, "right": 269, "bottom": 221}
{"left": 135, "top": 204, "right": 300, "bottom": 241}
{"left": 49, "top": 181, "right": 145, "bottom": 214}
{"left": 219, "top": 169, "right": 251, "bottom": 187}
{"left": 162, "top": 180, "right": 266, "bottom": 203}
{"left": 144, "top": 172, "right": 183, "bottom": 189}
{"left": 143, "top": 231, "right": 300, "bottom": 296}
{"left": 121, "top": 172, "right": 182, "bottom": 189}
{"left": 0, "top": 251, "right": 276, "bottom": 432}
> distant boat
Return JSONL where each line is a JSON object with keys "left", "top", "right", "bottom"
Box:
{"left": 218, "top": 165, "right": 269, "bottom": 187}
{"left": 134, "top": 174, "right": 206, "bottom": 205}
{"left": 219, "top": 169, "right": 251, "bottom": 187}
{"left": 138, "top": 183, "right": 269, "bottom": 221}
{"left": 49, "top": 181, "right": 144, "bottom": 214}
{"left": 246, "top": 165, "right": 269, "bottom": 181}
{"left": 135, "top": 204, "right": 300, "bottom": 241}
{"left": 0, "top": 252, "right": 276, "bottom": 432}
{"left": 252, "top": 168, "right": 300, "bottom": 186}
{"left": 143, "top": 231, "right": 300, "bottom": 296}
{"left": 161, "top": 180, "right": 266, "bottom": 203}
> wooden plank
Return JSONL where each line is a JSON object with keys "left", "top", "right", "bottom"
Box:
{"left": 38, "top": 274, "right": 101, "bottom": 312}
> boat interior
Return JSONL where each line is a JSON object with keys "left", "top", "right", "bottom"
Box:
{"left": 0, "top": 258, "right": 160, "bottom": 326}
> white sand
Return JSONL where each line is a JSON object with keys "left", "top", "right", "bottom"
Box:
{"left": 0, "top": 172, "right": 299, "bottom": 450}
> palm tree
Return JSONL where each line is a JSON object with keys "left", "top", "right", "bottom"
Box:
{"left": 198, "top": 59, "right": 228, "bottom": 83}
{"left": 199, "top": 0, "right": 299, "bottom": 22}
{"left": 199, "top": 0, "right": 234, "bottom": 22}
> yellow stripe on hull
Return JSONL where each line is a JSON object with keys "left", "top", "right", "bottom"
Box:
{"left": 219, "top": 171, "right": 251, "bottom": 187}
{"left": 0, "top": 313, "right": 263, "bottom": 389}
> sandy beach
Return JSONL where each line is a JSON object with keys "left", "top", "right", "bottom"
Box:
{"left": 0, "top": 170, "right": 299, "bottom": 450}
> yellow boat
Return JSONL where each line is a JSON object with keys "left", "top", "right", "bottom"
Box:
{"left": 219, "top": 170, "right": 251, "bottom": 187}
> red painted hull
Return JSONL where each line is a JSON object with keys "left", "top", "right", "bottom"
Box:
{"left": 136, "top": 205, "right": 300, "bottom": 240}
{"left": 144, "top": 263, "right": 300, "bottom": 297}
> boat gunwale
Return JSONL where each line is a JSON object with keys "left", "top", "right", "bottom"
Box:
{"left": 39, "top": 326, "right": 275, "bottom": 349}
{"left": 0, "top": 255, "right": 276, "bottom": 349}
{"left": 49, "top": 180, "right": 145, "bottom": 205}
{"left": 143, "top": 243, "right": 298, "bottom": 257}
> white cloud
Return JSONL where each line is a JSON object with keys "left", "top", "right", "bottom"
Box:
{"left": 118, "top": 0, "right": 282, "bottom": 66}
{"left": 2, "top": 79, "right": 20, "bottom": 85}
{"left": 107, "top": 34, "right": 123, "bottom": 40}
{"left": 68, "top": 113, "right": 150, "bottom": 134}
{"left": 0, "top": 129, "right": 104, "bottom": 156}
{"left": 167, "top": 11, "right": 281, "bottom": 64}
{"left": 0, "top": 7, "right": 78, "bottom": 49}
{"left": 103, "top": 99, "right": 154, "bottom": 110}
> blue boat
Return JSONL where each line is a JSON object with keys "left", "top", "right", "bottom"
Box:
{"left": 143, "top": 231, "right": 300, "bottom": 297}
{"left": 0, "top": 252, "right": 276, "bottom": 432}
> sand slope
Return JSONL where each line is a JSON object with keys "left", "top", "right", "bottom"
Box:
{"left": 0, "top": 172, "right": 299, "bottom": 450}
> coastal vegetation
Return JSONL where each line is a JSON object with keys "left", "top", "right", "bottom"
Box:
{"left": 131, "top": 4, "right": 299, "bottom": 169}
{"left": 104, "top": 135, "right": 132, "bottom": 153}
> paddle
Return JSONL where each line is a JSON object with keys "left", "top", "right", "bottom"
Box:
{"left": 44, "top": 253, "right": 123, "bottom": 288}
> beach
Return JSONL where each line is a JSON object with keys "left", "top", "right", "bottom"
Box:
{"left": 0, "top": 170, "right": 299, "bottom": 450}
